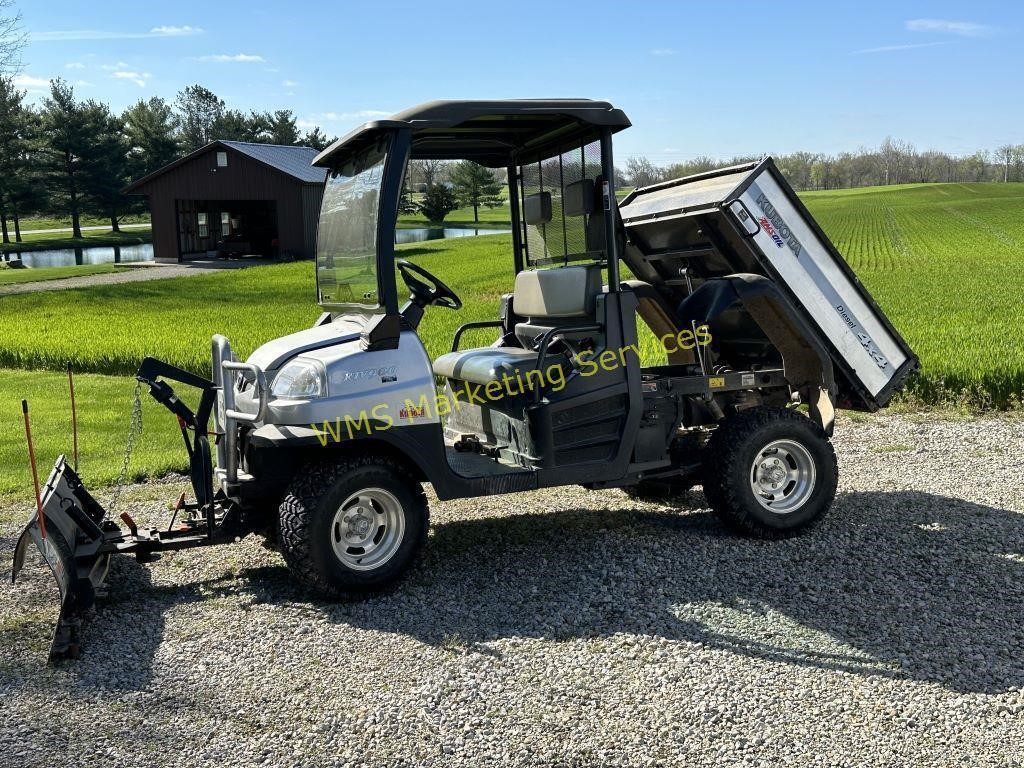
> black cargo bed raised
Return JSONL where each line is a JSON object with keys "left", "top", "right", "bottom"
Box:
{"left": 618, "top": 158, "right": 918, "bottom": 410}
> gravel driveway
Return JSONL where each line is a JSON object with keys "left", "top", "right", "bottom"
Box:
{"left": 2, "top": 412, "right": 1022, "bottom": 767}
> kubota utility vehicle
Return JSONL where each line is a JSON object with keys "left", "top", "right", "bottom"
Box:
{"left": 14, "top": 100, "right": 917, "bottom": 660}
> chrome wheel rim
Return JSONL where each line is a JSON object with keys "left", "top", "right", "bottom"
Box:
{"left": 330, "top": 487, "right": 405, "bottom": 571}
{"left": 749, "top": 439, "right": 816, "bottom": 514}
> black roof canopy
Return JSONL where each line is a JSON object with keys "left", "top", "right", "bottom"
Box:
{"left": 313, "top": 99, "right": 631, "bottom": 169}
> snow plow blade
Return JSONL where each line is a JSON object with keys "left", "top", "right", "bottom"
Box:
{"left": 11, "top": 456, "right": 113, "bottom": 662}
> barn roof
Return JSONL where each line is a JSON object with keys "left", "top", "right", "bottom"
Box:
{"left": 125, "top": 140, "right": 326, "bottom": 192}
{"left": 220, "top": 141, "right": 326, "bottom": 183}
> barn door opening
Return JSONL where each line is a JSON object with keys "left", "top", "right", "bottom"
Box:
{"left": 213, "top": 200, "right": 279, "bottom": 259}
{"left": 175, "top": 199, "right": 205, "bottom": 260}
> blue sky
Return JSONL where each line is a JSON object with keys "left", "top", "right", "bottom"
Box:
{"left": 13, "top": 1, "right": 1021, "bottom": 163}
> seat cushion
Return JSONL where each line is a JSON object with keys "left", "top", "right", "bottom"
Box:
{"left": 433, "top": 347, "right": 540, "bottom": 385}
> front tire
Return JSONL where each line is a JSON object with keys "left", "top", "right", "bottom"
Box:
{"left": 278, "top": 455, "right": 429, "bottom": 597}
{"left": 702, "top": 407, "right": 837, "bottom": 538}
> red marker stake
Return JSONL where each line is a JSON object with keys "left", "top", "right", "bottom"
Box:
{"left": 22, "top": 400, "right": 46, "bottom": 540}
{"left": 67, "top": 363, "right": 79, "bottom": 472}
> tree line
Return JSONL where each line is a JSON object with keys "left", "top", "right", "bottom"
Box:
{"left": 0, "top": 78, "right": 335, "bottom": 243}
{"left": 403, "top": 159, "right": 503, "bottom": 223}
{"left": 1, "top": 69, "right": 1019, "bottom": 243}
{"left": 620, "top": 137, "right": 1024, "bottom": 191}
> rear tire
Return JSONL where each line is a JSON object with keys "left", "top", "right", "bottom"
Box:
{"left": 702, "top": 407, "right": 837, "bottom": 538}
{"left": 278, "top": 455, "right": 429, "bottom": 598}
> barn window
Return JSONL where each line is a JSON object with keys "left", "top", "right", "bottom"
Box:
{"left": 197, "top": 212, "right": 208, "bottom": 238}
{"left": 216, "top": 151, "right": 228, "bottom": 167}
{"left": 221, "top": 212, "right": 231, "bottom": 237}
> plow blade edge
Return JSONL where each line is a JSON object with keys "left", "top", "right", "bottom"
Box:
{"left": 12, "top": 456, "right": 112, "bottom": 661}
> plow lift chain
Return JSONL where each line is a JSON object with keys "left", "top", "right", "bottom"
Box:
{"left": 13, "top": 355, "right": 244, "bottom": 662}
{"left": 106, "top": 378, "right": 144, "bottom": 519}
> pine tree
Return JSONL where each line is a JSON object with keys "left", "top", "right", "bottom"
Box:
{"left": 302, "top": 127, "right": 333, "bottom": 152}
{"left": 449, "top": 161, "right": 502, "bottom": 222}
{"left": 0, "top": 75, "right": 35, "bottom": 242}
{"left": 81, "top": 102, "right": 129, "bottom": 231}
{"left": 123, "top": 97, "right": 180, "bottom": 180}
{"left": 266, "top": 109, "right": 300, "bottom": 144}
{"left": 175, "top": 84, "right": 225, "bottom": 151}
{"left": 39, "top": 79, "right": 91, "bottom": 237}
{"left": 418, "top": 185, "right": 458, "bottom": 223}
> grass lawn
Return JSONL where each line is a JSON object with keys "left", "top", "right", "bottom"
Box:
{"left": 0, "top": 238, "right": 520, "bottom": 376}
{"left": 2, "top": 178, "right": 1024, "bottom": 407}
{"left": 0, "top": 369, "right": 189, "bottom": 508}
{"left": 398, "top": 202, "right": 511, "bottom": 229}
{"left": 0, "top": 263, "right": 126, "bottom": 287}
{"left": 1, "top": 182, "right": 1023, "bottom": 504}
{"left": 0, "top": 228, "right": 152, "bottom": 253}
{"left": 16, "top": 213, "right": 151, "bottom": 232}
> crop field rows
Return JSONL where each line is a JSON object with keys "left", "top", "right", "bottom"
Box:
{"left": 803, "top": 183, "right": 1024, "bottom": 407}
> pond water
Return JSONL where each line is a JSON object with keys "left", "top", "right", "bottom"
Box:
{"left": 3, "top": 243, "right": 155, "bottom": 268}
{"left": 1, "top": 228, "right": 510, "bottom": 268}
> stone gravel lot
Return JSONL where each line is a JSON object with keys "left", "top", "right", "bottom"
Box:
{"left": 2, "top": 412, "right": 1022, "bottom": 767}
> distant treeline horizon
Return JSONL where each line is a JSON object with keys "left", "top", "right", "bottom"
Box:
{"left": 619, "top": 137, "right": 1024, "bottom": 191}
{"left": 1, "top": 76, "right": 1020, "bottom": 245}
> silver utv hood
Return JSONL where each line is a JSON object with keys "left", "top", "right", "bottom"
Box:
{"left": 245, "top": 316, "right": 365, "bottom": 372}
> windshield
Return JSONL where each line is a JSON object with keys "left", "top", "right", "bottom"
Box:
{"left": 316, "top": 141, "right": 389, "bottom": 311}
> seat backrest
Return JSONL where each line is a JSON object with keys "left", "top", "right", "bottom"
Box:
{"left": 513, "top": 264, "right": 603, "bottom": 348}
{"left": 513, "top": 264, "right": 602, "bottom": 319}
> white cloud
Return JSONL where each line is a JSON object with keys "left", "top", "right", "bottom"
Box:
{"left": 322, "top": 109, "right": 389, "bottom": 121}
{"left": 299, "top": 110, "right": 391, "bottom": 132}
{"left": 906, "top": 18, "right": 993, "bottom": 37}
{"left": 13, "top": 74, "right": 50, "bottom": 91}
{"left": 33, "top": 26, "right": 204, "bottom": 42}
{"left": 282, "top": 79, "right": 299, "bottom": 87}
{"left": 650, "top": 48, "right": 675, "bottom": 56}
{"left": 65, "top": 61, "right": 86, "bottom": 69}
{"left": 100, "top": 61, "right": 130, "bottom": 71}
{"left": 200, "top": 53, "right": 265, "bottom": 63}
{"left": 149, "top": 25, "right": 203, "bottom": 36}
{"left": 111, "top": 70, "right": 151, "bottom": 87}
{"left": 856, "top": 41, "right": 951, "bottom": 54}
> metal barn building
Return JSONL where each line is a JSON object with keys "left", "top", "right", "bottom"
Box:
{"left": 126, "top": 141, "right": 327, "bottom": 263}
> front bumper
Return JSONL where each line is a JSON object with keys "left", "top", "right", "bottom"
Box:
{"left": 211, "top": 335, "right": 268, "bottom": 490}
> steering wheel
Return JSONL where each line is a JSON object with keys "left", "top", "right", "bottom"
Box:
{"left": 397, "top": 260, "right": 463, "bottom": 310}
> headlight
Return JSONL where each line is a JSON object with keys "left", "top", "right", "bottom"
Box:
{"left": 271, "top": 359, "right": 326, "bottom": 399}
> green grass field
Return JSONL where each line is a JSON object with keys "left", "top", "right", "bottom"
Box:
{"left": 0, "top": 263, "right": 125, "bottom": 287}
{"left": 802, "top": 183, "right": 1024, "bottom": 407}
{"left": 16, "top": 213, "right": 151, "bottom": 232}
{"left": 1, "top": 182, "right": 1022, "bottom": 502}
{"left": 398, "top": 202, "right": 511, "bottom": 229}
{"left": 0, "top": 370, "right": 188, "bottom": 503}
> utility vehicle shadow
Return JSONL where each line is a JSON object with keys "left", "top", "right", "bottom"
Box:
{"left": 3, "top": 490, "right": 1021, "bottom": 695}
{"left": 297, "top": 489, "right": 1022, "bottom": 694}
{"left": 1, "top": 548, "right": 171, "bottom": 692}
